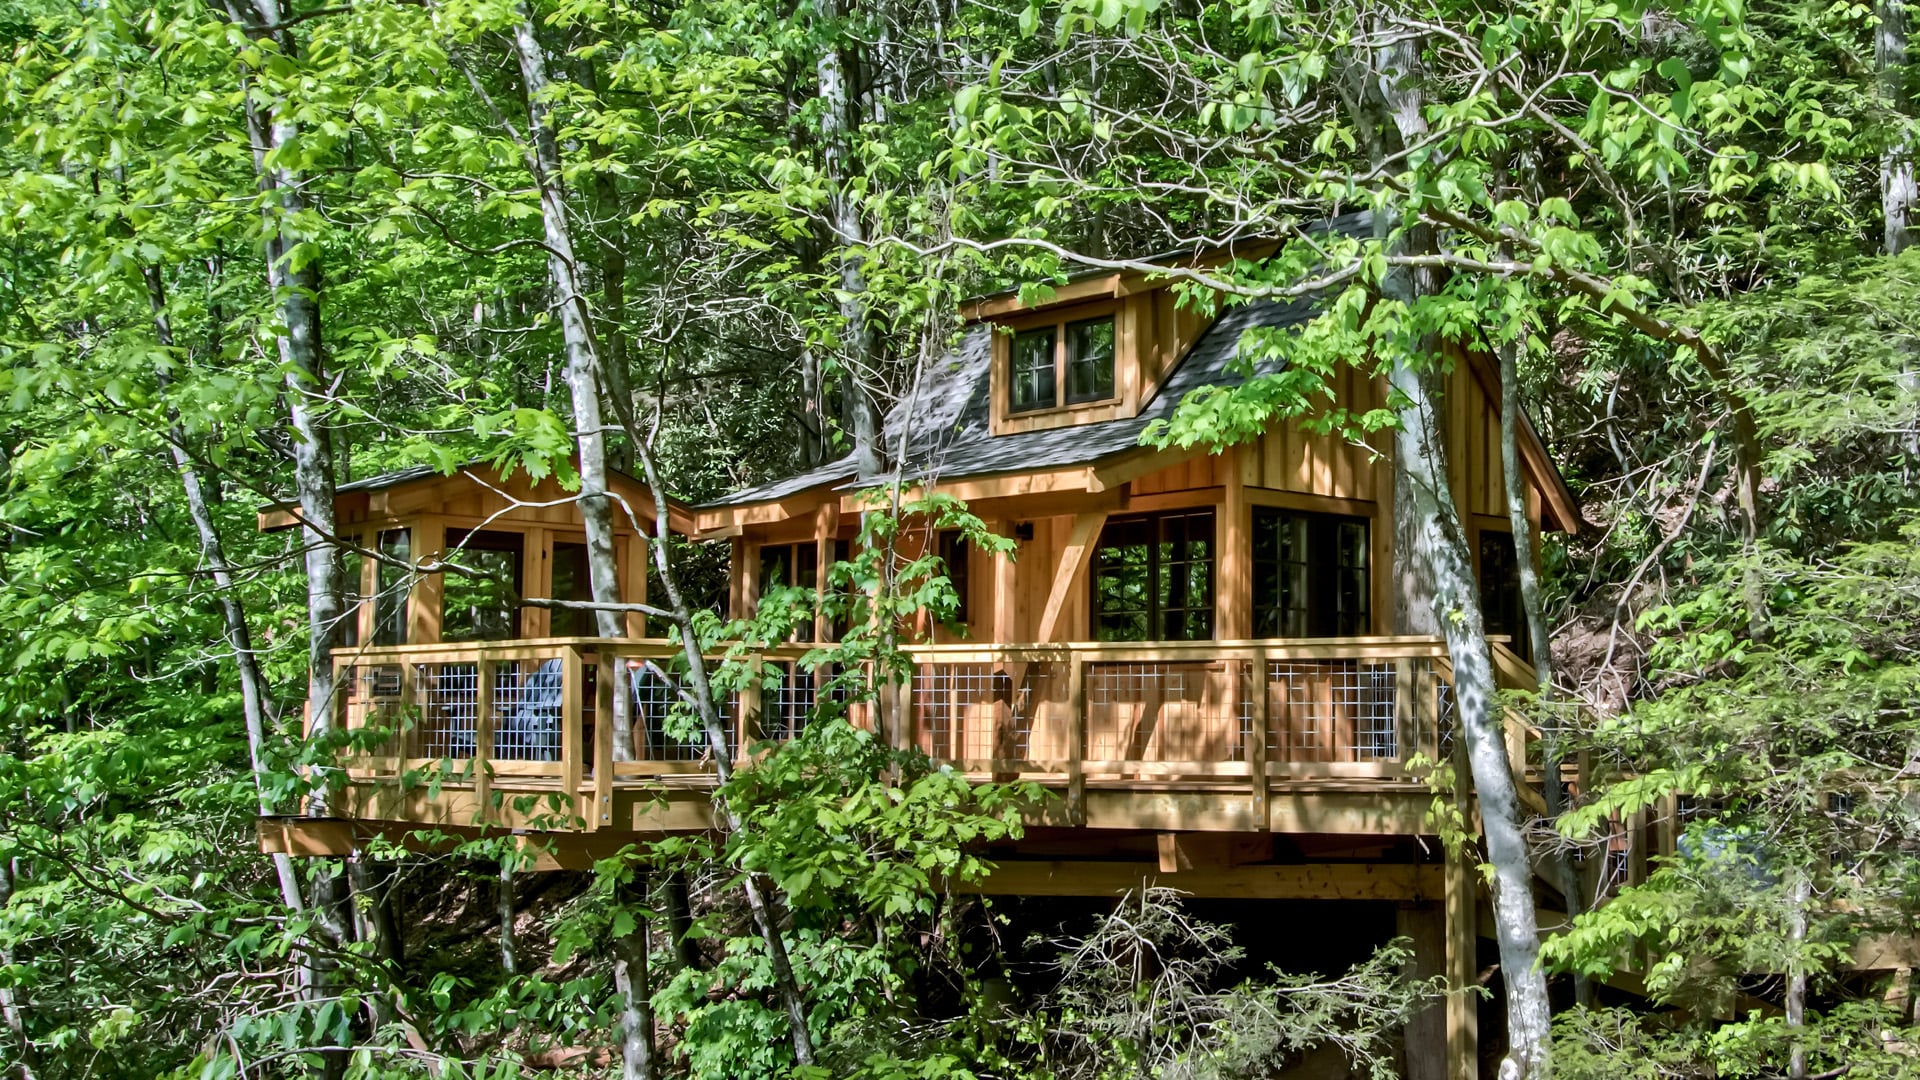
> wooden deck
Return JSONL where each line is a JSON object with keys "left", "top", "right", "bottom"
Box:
{"left": 262, "top": 634, "right": 1550, "bottom": 852}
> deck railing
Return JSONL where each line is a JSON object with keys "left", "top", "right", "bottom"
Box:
{"left": 324, "top": 635, "right": 1533, "bottom": 829}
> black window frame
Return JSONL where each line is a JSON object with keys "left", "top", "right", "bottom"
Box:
{"left": 1003, "top": 313, "right": 1119, "bottom": 417}
{"left": 937, "top": 529, "right": 972, "bottom": 624}
{"left": 1090, "top": 509, "right": 1216, "bottom": 642}
{"left": 1008, "top": 326, "right": 1057, "bottom": 414}
{"left": 1251, "top": 507, "right": 1371, "bottom": 638}
{"left": 1477, "top": 528, "right": 1527, "bottom": 660}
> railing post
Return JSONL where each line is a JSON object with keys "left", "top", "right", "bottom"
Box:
{"left": 739, "top": 651, "right": 763, "bottom": 762}
{"left": 399, "top": 659, "right": 418, "bottom": 764}
{"left": 475, "top": 656, "right": 495, "bottom": 826}
{"left": 561, "top": 645, "right": 584, "bottom": 825}
{"left": 1394, "top": 658, "right": 1416, "bottom": 767}
{"left": 1249, "top": 651, "right": 1269, "bottom": 830}
{"left": 593, "top": 655, "right": 616, "bottom": 830}
{"left": 1067, "top": 654, "right": 1086, "bottom": 826}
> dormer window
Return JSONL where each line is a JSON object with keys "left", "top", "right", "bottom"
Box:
{"left": 1006, "top": 314, "right": 1118, "bottom": 415}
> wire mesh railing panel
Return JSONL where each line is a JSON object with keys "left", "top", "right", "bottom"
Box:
{"left": 762, "top": 661, "right": 813, "bottom": 742}
{"left": 1087, "top": 661, "right": 1248, "bottom": 763}
{"left": 493, "top": 658, "right": 564, "bottom": 762}
{"left": 409, "top": 662, "right": 479, "bottom": 759}
{"left": 340, "top": 663, "right": 406, "bottom": 756}
{"left": 1265, "top": 660, "right": 1400, "bottom": 763}
{"left": 912, "top": 664, "right": 1010, "bottom": 763}
{"left": 628, "top": 661, "right": 706, "bottom": 761}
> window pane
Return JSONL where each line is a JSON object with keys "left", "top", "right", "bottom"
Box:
{"left": 1156, "top": 511, "right": 1214, "bottom": 642}
{"left": 551, "top": 541, "right": 592, "bottom": 637}
{"left": 1009, "top": 328, "right": 1057, "bottom": 413}
{"left": 1066, "top": 317, "right": 1115, "bottom": 403}
{"left": 443, "top": 530, "right": 522, "bottom": 643}
{"left": 1092, "top": 518, "right": 1152, "bottom": 641}
{"left": 1478, "top": 531, "right": 1522, "bottom": 655}
{"left": 374, "top": 529, "right": 411, "bottom": 646}
{"left": 938, "top": 530, "right": 970, "bottom": 623}
{"left": 1252, "top": 509, "right": 1368, "bottom": 637}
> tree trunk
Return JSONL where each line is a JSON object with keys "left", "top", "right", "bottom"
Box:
{"left": 659, "top": 870, "right": 701, "bottom": 970}
{"left": 1785, "top": 864, "right": 1811, "bottom": 1080}
{"left": 811, "top": 0, "right": 885, "bottom": 480}
{"left": 0, "top": 860, "right": 36, "bottom": 1080}
{"left": 220, "top": 3, "right": 354, "bottom": 1064}
{"left": 498, "top": 858, "right": 518, "bottom": 976}
{"left": 1497, "top": 335, "right": 1588, "bottom": 1007}
{"left": 1882, "top": 0, "right": 1915, "bottom": 255}
{"left": 1371, "top": 28, "right": 1551, "bottom": 1078}
{"left": 145, "top": 265, "right": 307, "bottom": 916}
{"left": 506, "top": 7, "right": 637, "bottom": 762}
{"left": 506, "top": 17, "right": 650, "bottom": 1078}
{"left": 624, "top": 430, "right": 818, "bottom": 1067}
{"left": 611, "top": 875, "right": 657, "bottom": 1080}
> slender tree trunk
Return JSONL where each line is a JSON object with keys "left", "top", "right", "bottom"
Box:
{"left": 0, "top": 860, "right": 36, "bottom": 1080}
{"left": 145, "top": 265, "right": 306, "bottom": 915}
{"left": 1497, "top": 335, "right": 1589, "bottom": 1007}
{"left": 1371, "top": 28, "right": 1551, "bottom": 1078}
{"left": 610, "top": 876, "right": 657, "bottom": 1080}
{"left": 624, "top": 429, "right": 818, "bottom": 1067}
{"left": 506, "top": 7, "right": 637, "bottom": 761}
{"left": 506, "top": 16, "right": 650, "bottom": 1077}
{"left": 1882, "top": 0, "right": 1915, "bottom": 255}
{"left": 811, "top": 0, "right": 885, "bottom": 479}
{"left": 498, "top": 859, "right": 518, "bottom": 976}
{"left": 220, "top": 4, "right": 354, "bottom": 1065}
{"left": 1785, "top": 864, "right": 1812, "bottom": 1080}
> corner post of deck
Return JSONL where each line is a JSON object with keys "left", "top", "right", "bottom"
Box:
{"left": 593, "top": 651, "right": 617, "bottom": 830}
{"left": 1066, "top": 651, "right": 1086, "bottom": 825}
{"left": 561, "top": 644, "right": 585, "bottom": 825}
{"left": 475, "top": 654, "right": 495, "bottom": 825}
{"left": 1249, "top": 647, "right": 1269, "bottom": 829}
{"left": 1394, "top": 656, "right": 1417, "bottom": 767}
{"left": 739, "top": 651, "right": 763, "bottom": 760}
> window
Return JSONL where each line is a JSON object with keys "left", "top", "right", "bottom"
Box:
{"left": 1004, "top": 314, "right": 1117, "bottom": 415}
{"left": 1252, "top": 508, "right": 1369, "bottom": 637}
{"left": 442, "top": 529, "right": 522, "bottom": 643}
{"left": 550, "top": 541, "right": 593, "bottom": 637}
{"left": 937, "top": 530, "right": 971, "bottom": 623}
{"left": 1066, "top": 317, "right": 1115, "bottom": 403}
{"left": 758, "top": 540, "right": 849, "bottom": 642}
{"left": 341, "top": 548, "right": 364, "bottom": 648}
{"left": 1009, "top": 328, "right": 1057, "bottom": 413}
{"left": 1091, "top": 510, "right": 1215, "bottom": 641}
{"left": 1477, "top": 530, "right": 1526, "bottom": 658}
{"left": 373, "top": 528, "right": 411, "bottom": 646}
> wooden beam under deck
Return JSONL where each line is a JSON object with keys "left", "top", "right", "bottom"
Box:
{"left": 954, "top": 859, "right": 1444, "bottom": 901}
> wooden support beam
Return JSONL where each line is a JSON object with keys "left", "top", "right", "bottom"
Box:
{"left": 523, "top": 525, "right": 552, "bottom": 638}
{"left": 561, "top": 645, "right": 584, "bottom": 822}
{"left": 408, "top": 517, "right": 445, "bottom": 644}
{"left": 813, "top": 500, "right": 840, "bottom": 644}
{"left": 955, "top": 860, "right": 1443, "bottom": 901}
{"left": 1036, "top": 511, "right": 1107, "bottom": 644}
{"left": 1218, "top": 448, "right": 1251, "bottom": 640}
{"left": 1445, "top": 841, "right": 1479, "bottom": 1080}
{"left": 1154, "top": 832, "right": 1262, "bottom": 872}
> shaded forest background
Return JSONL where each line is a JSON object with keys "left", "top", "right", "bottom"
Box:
{"left": 2, "top": 0, "right": 1920, "bottom": 1075}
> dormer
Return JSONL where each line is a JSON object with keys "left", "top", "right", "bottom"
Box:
{"left": 970, "top": 273, "right": 1221, "bottom": 436}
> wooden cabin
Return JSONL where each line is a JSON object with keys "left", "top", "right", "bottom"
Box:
{"left": 261, "top": 227, "right": 1601, "bottom": 1077}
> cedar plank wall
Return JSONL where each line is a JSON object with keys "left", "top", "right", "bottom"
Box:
{"left": 335, "top": 471, "right": 656, "bottom": 642}
{"left": 969, "top": 358, "right": 1530, "bottom": 643}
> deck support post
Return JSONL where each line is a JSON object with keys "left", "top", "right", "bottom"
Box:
{"left": 1445, "top": 840, "right": 1479, "bottom": 1080}
{"left": 1399, "top": 901, "right": 1447, "bottom": 1080}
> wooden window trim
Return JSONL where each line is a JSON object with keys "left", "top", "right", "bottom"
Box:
{"left": 993, "top": 300, "right": 1123, "bottom": 427}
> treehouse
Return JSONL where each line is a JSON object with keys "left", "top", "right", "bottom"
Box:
{"left": 260, "top": 224, "right": 1609, "bottom": 1077}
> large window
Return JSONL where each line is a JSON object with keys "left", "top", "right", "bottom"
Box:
{"left": 1252, "top": 508, "right": 1370, "bottom": 637}
{"left": 937, "top": 529, "right": 972, "bottom": 624}
{"left": 1091, "top": 510, "right": 1215, "bottom": 641}
{"left": 1478, "top": 530, "right": 1527, "bottom": 658}
{"left": 1006, "top": 314, "right": 1117, "bottom": 415}
{"left": 550, "top": 541, "right": 593, "bottom": 637}
{"left": 373, "top": 528, "right": 411, "bottom": 646}
{"left": 442, "top": 529, "right": 522, "bottom": 642}
{"left": 759, "top": 540, "right": 851, "bottom": 641}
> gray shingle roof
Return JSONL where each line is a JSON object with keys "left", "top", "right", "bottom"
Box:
{"left": 699, "top": 295, "right": 1321, "bottom": 508}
